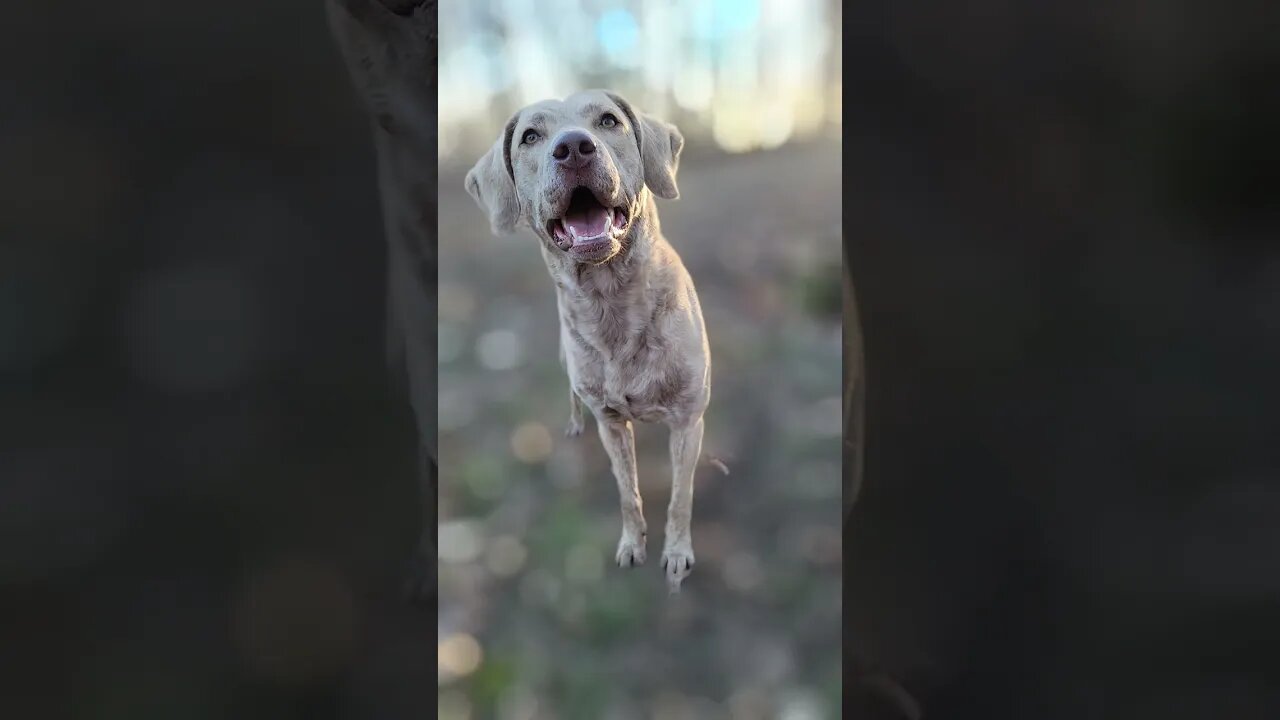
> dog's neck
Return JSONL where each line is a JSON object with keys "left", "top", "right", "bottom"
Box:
{"left": 543, "top": 191, "right": 671, "bottom": 359}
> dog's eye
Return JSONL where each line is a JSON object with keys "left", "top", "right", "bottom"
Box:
{"left": 600, "top": 113, "right": 618, "bottom": 129}
{"left": 521, "top": 129, "right": 540, "bottom": 145}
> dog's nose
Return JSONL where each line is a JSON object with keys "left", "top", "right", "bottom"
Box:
{"left": 551, "top": 129, "right": 597, "bottom": 167}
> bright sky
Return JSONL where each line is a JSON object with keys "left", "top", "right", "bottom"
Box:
{"left": 438, "top": 0, "right": 841, "bottom": 160}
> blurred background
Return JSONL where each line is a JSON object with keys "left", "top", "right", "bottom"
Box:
{"left": 438, "top": 0, "right": 842, "bottom": 161}
{"left": 437, "top": 0, "right": 844, "bottom": 718}
{"left": 2, "top": 2, "right": 434, "bottom": 718}
{"left": 844, "top": 3, "right": 1280, "bottom": 718}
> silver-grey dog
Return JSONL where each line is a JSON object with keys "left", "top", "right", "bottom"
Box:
{"left": 466, "top": 90, "right": 711, "bottom": 592}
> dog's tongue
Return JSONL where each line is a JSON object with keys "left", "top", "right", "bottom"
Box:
{"left": 564, "top": 205, "right": 610, "bottom": 239}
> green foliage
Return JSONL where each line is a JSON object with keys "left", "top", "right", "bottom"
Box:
{"left": 582, "top": 579, "right": 649, "bottom": 643}
{"left": 796, "top": 262, "right": 844, "bottom": 319}
{"left": 469, "top": 653, "right": 518, "bottom": 716}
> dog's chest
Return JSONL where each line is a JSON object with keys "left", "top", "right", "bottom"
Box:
{"left": 571, "top": 358, "right": 671, "bottom": 423}
{"left": 561, "top": 301, "right": 678, "bottom": 424}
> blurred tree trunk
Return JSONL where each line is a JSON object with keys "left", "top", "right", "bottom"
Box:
{"left": 828, "top": 0, "right": 842, "bottom": 114}
{"left": 834, "top": 0, "right": 858, "bottom": 521}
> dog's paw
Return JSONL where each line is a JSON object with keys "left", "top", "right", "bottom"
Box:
{"left": 615, "top": 533, "right": 647, "bottom": 567}
{"left": 660, "top": 543, "right": 695, "bottom": 593}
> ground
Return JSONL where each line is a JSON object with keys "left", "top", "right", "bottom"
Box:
{"left": 436, "top": 136, "right": 845, "bottom": 719}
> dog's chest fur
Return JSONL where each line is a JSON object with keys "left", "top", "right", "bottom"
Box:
{"left": 547, "top": 235, "right": 704, "bottom": 425}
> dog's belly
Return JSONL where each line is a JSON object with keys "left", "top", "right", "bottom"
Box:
{"left": 571, "top": 364, "right": 674, "bottom": 424}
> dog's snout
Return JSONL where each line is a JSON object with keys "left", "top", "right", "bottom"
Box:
{"left": 552, "top": 129, "right": 597, "bottom": 167}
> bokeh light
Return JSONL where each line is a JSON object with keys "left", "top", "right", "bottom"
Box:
{"left": 438, "top": 0, "right": 841, "bottom": 162}
{"left": 438, "top": 633, "right": 485, "bottom": 681}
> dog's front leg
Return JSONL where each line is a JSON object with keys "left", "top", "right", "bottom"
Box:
{"left": 556, "top": 317, "right": 584, "bottom": 437}
{"left": 566, "top": 388, "right": 585, "bottom": 437}
{"left": 597, "top": 419, "right": 647, "bottom": 567}
{"left": 663, "top": 416, "right": 704, "bottom": 592}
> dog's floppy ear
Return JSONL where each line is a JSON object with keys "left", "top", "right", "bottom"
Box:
{"left": 465, "top": 117, "right": 520, "bottom": 235}
{"left": 607, "top": 92, "right": 684, "bottom": 200}
{"left": 636, "top": 112, "right": 684, "bottom": 200}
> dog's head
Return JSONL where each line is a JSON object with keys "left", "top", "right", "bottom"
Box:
{"left": 465, "top": 90, "right": 684, "bottom": 264}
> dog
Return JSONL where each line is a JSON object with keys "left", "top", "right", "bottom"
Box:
{"left": 466, "top": 90, "right": 715, "bottom": 592}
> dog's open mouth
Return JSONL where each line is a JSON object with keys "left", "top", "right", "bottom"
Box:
{"left": 547, "top": 187, "right": 628, "bottom": 255}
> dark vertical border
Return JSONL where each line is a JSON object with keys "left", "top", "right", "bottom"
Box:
{"left": 326, "top": 0, "right": 439, "bottom": 610}
{"left": 841, "top": 2, "right": 921, "bottom": 714}
{"left": 841, "top": 2, "right": 1280, "bottom": 718}
{"left": 6, "top": 2, "right": 443, "bottom": 716}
